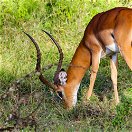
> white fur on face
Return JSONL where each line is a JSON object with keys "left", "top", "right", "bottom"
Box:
{"left": 62, "top": 83, "right": 80, "bottom": 107}
{"left": 59, "top": 71, "right": 67, "bottom": 85}
{"left": 72, "top": 83, "right": 80, "bottom": 106}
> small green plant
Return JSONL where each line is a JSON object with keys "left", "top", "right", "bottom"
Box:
{"left": 0, "top": 0, "right": 38, "bottom": 29}
{"left": 112, "top": 95, "right": 132, "bottom": 129}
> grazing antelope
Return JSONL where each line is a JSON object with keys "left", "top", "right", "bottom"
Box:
{"left": 24, "top": 7, "right": 132, "bottom": 109}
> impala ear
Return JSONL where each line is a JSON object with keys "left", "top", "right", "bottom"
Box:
{"left": 58, "top": 69, "right": 67, "bottom": 86}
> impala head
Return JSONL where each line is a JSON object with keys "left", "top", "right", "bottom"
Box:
{"left": 23, "top": 30, "right": 68, "bottom": 106}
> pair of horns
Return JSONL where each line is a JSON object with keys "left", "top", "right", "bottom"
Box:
{"left": 23, "top": 30, "right": 64, "bottom": 91}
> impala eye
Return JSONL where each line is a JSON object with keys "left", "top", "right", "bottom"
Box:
{"left": 57, "top": 91, "right": 63, "bottom": 99}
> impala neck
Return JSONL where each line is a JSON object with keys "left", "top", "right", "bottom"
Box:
{"left": 63, "top": 40, "right": 91, "bottom": 108}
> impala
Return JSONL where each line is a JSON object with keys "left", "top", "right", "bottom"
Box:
{"left": 24, "top": 7, "right": 132, "bottom": 109}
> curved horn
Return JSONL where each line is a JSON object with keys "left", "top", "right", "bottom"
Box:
{"left": 23, "top": 31, "right": 56, "bottom": 91}
{"left": 42, "top": 30, "right": 64, "bottom": 85}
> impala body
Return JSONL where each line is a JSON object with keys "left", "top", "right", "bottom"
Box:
{"left": 25, "top": 7, "right": 132, "bottom": 109}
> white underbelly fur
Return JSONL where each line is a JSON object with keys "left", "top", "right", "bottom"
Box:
{"left": 101, "top": 43, "right": 120, "bottom": 58}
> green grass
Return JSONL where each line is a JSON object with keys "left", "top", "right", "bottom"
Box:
{"left": 0, "top": 0, "right": 132, "bottom": 131}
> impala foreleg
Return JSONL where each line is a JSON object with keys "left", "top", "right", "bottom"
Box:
{"left": 110, "top": 53, "right": 119, "bottom": 104}
{"left": 85, "top": 51, "right": 101, "bottom": 100}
